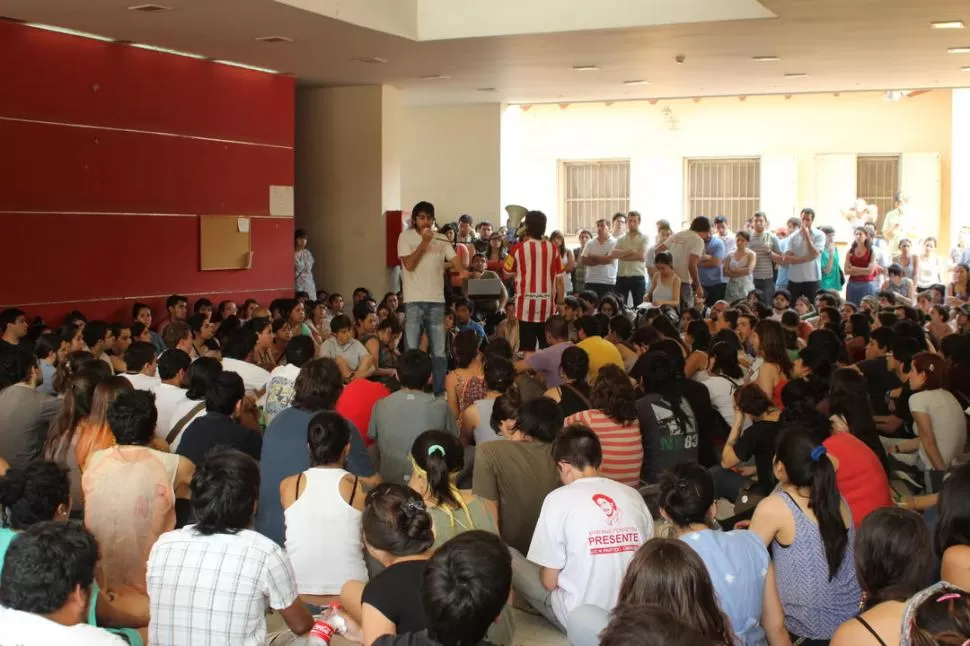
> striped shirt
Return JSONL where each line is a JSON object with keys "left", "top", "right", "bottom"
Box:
{"left": 565, "top": 409, "right": 643, "bottom": 487}
{"left": 504, "top": 239, "right": 563, "bottom": 323}
{"left": 748, "top": 230, "right": 781, "bottom": 279}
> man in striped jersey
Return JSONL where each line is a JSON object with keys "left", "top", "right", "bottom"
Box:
{"left": 503, "top": 210, "right": 564, "bottom": 353}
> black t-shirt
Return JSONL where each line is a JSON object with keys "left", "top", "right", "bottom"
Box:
{"left": 362, "top": 560, "right": 428, "bottom": 635}
{"left": 857, "top": 357, "right": 902, "bottom": 416}
{"left": 731, "top": 419, "right": 782, "bottom": 495}
{"left": 175, "top": 412, "right": 262, "bottom": 466}
{"left": 373, "top": 630, "right": 492, "bottom": 646}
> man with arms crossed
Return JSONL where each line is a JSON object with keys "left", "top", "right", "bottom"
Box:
{"left": 398, "top": 201, "right": 467, "bottom": 394}
{"left": 611, "top": 211, "right": 649, "bottom": 307}
{"left": 773, "top": 208, "right": 825, "bottom": 303}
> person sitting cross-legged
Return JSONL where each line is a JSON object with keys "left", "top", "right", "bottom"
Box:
{"left": 147, "top": 449, "right": 315, "bottom": 646}
{"left": 0, "top": 521, "right": 128, "bottom": 645}
{"left": 372, "top": 530, "right": 512, "bottom": 646}
{"left": 175, "top": 371, "right": 262, "bottom": 465}
{"left": 511, "top": 424, "right": 653, "bottom": 632}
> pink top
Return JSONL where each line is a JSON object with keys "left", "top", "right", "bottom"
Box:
{"left": 565, "top": 409, "right": 643, "bottom": 487}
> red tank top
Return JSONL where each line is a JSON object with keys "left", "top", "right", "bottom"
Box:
{"left": 849, "top": 248, "right": 875, "bottom": 282}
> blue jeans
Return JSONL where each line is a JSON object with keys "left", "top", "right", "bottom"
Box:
{"left": 615, "top": 275, "right": 646, "bottom": 307}
{"left": 405, "top": 302, "right": 447, "bottom": 394}
{"left": 846, "top": 279, "right": 877, "bottom": 306}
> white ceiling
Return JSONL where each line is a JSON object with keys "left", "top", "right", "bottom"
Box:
{"left": 3, "top": 0, "right": 970, "bottom": 106}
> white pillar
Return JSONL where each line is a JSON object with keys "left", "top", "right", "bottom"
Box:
{"left": 952, "top": 89, "right": 970, "bottom": 251}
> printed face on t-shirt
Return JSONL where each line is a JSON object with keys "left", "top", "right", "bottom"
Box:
{"left": 593, "top": 494, "right": 619, "bottom": 524}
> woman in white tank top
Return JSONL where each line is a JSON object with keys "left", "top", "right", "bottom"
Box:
{"left": 281, "top": 411, "right": 367, "bottom": 605}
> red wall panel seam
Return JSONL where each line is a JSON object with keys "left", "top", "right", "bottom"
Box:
{"left": 0, "top": 115, "right": 294, "bottom": 150}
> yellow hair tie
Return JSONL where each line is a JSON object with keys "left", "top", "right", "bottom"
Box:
{"left": 409, "top": 456, "right": 474, "bottom": 529}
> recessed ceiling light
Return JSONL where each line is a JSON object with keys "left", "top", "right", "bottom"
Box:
{"left": 931, "top": 21, "right": 965, "bottom": 29}
{"left": 573, "top": 65, "right": 600, "bottom": 72}
{"left": 752, "top": 56, "right": 781, "bottom": 62}
{"left": 24, "top": 22, "right": 114, "bottom": 41}
{"left": 419, "top": 74, "right": 450, "bottom": 80}
{"left": 255, "top": 36, "right": 293, "bottom": 43}
{"left": 130, "top": 42, "right": 205, "bottom": 59}
{"left": 948, "top": 47, "right": 970, "bottom": 54}
{"left": 623, "top": 80, "right": 650, "bottom": 86}
{"left": 784, "top": 72, "right": 808, "bottom": 78}
{"left": 353, "top": 56, "right": 388, "bottom": 64}
{"left": 962, "top": 66, "right": 970, "bottom": 71}
{"left": 213, "top": 59, "right": 279, "bottom": 74}
{"left": 477, "top": 87, "right": 497, "bottom": 92}
{"left": 128, "top": 3, "right": 172, "bottom": 11}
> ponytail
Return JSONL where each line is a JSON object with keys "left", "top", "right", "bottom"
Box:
{"left": 777, "top": 427, "right": 847, "bottom": 580}
{"left": 410, "top": 431, "right": 472, "bottom": 528}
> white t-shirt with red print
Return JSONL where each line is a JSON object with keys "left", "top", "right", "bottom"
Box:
{"left": 528, "top": 476, "right": 653, "bottom": 625}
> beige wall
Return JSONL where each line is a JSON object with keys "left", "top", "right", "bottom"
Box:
{"left": 504, "top": 90, "right": 953, "bottom": 247}
{"left": 296, "top": 85, "right": 401, "bottom": 301}
{"left": 401, "top": 103, "right": 503, "bottom": 225}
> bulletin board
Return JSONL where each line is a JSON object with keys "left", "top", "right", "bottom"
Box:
{"left": 200, "top": 215, "right": 252, "bottom": 271}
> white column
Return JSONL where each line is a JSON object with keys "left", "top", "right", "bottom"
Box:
{"left": 952, "top": 89, "right": 970, "bottom": 251}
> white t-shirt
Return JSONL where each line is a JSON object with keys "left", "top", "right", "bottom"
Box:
{"left": 665, "top": 230, "right": 705, "bottom": 284}
{"left": 123, "top": 372, "right": 161, "bottom": 392}
{"left": 910, "top": 389, "right": 967, "bottom": 470}
{"left": 582, "top": 236, "right": 618, "bottom": 285}
{"left": 615, "top": 232, "right": 648, "bottom": 278}
{"left": 718, "top": 232, "right": 737, "bottom": 256}
{"left": 398, "top": 228, "right": 456, "bottom": 303}
{"left": 153, "top": 382, "right": 189, "bottom": 440}
{"left": 786, "top": 227, "right": 826, "bottom": 282}
{"left": 166, "top": 398, "right": 207, "bottom": 451}
{"left": 704, "top": 374, "right": 739, "bottom": 428}
{"left": 0, "top": 607, "right": 126, "bottom": 645}
{"left": 221, "top": 357, "right": 270, "bottom": 394}
{"left": 528, "top": 476, "right": 654, "bottom": 625}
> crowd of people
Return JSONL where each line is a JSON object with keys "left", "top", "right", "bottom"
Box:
{"left": 0, "top": 199, "right": 969, "bottom": 646}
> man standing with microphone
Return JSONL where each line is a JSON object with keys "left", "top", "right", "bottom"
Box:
{"left": 398, "top": 201, "right": 467, "bottom": 394}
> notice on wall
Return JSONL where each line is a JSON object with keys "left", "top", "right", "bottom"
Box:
{"left": 237, "top": 217, "right": 251, "bottom": 233}
{"left": 269, "top": 185, "right": 294, "bottom": 217}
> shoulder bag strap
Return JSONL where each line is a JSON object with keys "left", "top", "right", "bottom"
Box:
{"left": 563, "top": 383, "right": 593, "bottom": 410}
{"left": 166, "top": 401, "right": 206, "bottom": 445}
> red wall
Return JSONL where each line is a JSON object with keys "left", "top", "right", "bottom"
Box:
{"left": 0, "top": 20, "right": 295, "bottom": 324}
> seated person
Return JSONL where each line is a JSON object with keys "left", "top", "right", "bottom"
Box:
{"left": 264, "top": 335, "right": 315, "bottom": 424}
{"left": 542, "top": 346, "right": 593, "bottom": 418}
{"left": 407, "top": 431, "right": 497, "bottom": 549}
{"left": 321, "top": 314, "right": 375, "bottom": 382}
{"left": 340, "top": 484, "right": 435, "bottom": 646}
{"left": 281, "top": 411, "right": 368, "bottom": 607}
{"left": 369, "top": 350, "right": 457, "bottom": 486}
{"left": 366, "top": 316, "right": 404, "bottom": 382}
{"left": 453, "top": 298, "right": 486, "bottom": 343}
{"left": 121, "top": 341, "right": 160, "bottom": 392}
{"left": 147, "top": 450, "right": 314, "bottom": 645}
{"left": 516, "top": 315, "right": 573, "bottom": 388}
{"left": 0, "top": 346, "right": 60, "bottom": 471}
{"left": 176, "top": 371, "right": 262, "bottom": 464}
{"left": 165, "top": 357, "right": 221, "bottom": 451}
{"left": 471, "top": 397, "right": 563, "bottom": 555}
{"left": 0, "top": 520, "right": 127, "bottom": 645}
{"left": 0, "top": 462, "right": 145, "bottom": 642}
{"left": 256, "top": 358, "right": 378, "bottom": 547}
{"left": 511, "top": 424, "right": 653, "bottom": 632}
{"left": 574, "top": 316, "right": 624, "bottom": 382}
{"left": 152, "top": 349, "right": 190, "bottom": 438}
{"left": 83, "top": 391, "right": 193, "bottom": 624}
{"left": 161, "top": 320, "right": 194, "bottom": 356}
{"left": 220, "top": 327, "right": 271, "bottom": 394}
{"left": 372, "top": 531, "right": 511, "bottom": 646}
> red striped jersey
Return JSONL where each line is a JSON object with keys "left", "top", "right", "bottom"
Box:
{"left": 565, "top": 410, "right": 643, "bottom": 487}
{"left": 503, "top": 239, "right": 563, "bottom": 323}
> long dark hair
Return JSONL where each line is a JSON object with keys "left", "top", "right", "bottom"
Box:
{"left": 590, "top": 365, "right": 638, "bottom": 425}
{"left": 754, "top": 319, "right": 793, "bottom": 377}
{"left": 856, "top": 508, "right": 934, "bottom": 608}
{"left": 411, "top": 431, "right": 464, "bottom": 512}
{"left": 686, "top": 320, "right": 711, "bottom": 353}
{"left": 775, "top": 426, "right": 847, "bottom": 580}
{"left": 631, "top": 352, "right": 691, "bottom": 431}
{"left": 827, "top": 368, "right": 890, "bottom": 474}
{"left": 708, "top": 341, "right": 743, "bottom": 380}
{"left": 44, "top": 366, "right": 107, "bottom": 462}
{"left": 619, "top": 539, "right": 734, "bottom": 646}
{"left": 850, "top": 226, "right": 873, "bottom": 255}
{"left": 935, "top": 463, "right": 970, "bottom": 558}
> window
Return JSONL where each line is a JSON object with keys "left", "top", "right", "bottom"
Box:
{"left": 560, "top": 160, "right": 630, "bottom": 234}
{"left": 686, "top": 158, "right": 761, "bottom": 232}
{"left": 856, "top": 155, "right": 901, "bottom": 222}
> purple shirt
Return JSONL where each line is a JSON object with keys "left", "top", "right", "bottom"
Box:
{"left": 526, "top": 342, "right": 573, "bottom": 388}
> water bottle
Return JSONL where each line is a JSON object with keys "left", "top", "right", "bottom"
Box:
{"left": 305, "top": 604, "right": 348, "bottom": 645}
